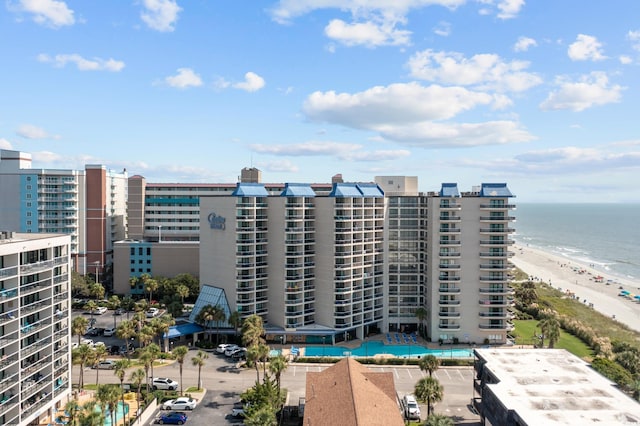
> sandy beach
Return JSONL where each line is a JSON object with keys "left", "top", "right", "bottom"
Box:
{"left": 511, "top": 244, "right": 640, "bottom": 334}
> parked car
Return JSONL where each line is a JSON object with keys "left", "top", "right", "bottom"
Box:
{"left": 95, "top": 306, "right": 108, "bottom": 315}
{"left": 93, "top": 360, "right": 116, "bottom": 370}
{"left": 152, "top": 377, "right": 179, "bottom": 391}
{"left": 156, "top": 412, "right": 187, "bottom": 425}
{"left": 216, "top": 343, "right": 233, "bottom": 354}
{"left": 109, "top": 345, "right": 121, "bottom": 355}
{"left": 229, "top": 347, "right": 247, "bottom": 359}
{"left": 403, "top": 395, "right": 421, "bottom": 420}
{"left": 113, "top": 308, "right": 124, "bottom": 315}
{"left": 146, "top": 307, "right": 159, "bottom": 318}
{"left": 103, "top": 327, "right": 116, "bottom": 337}
{"left": 80, "top": 338, "right": 94, "bottom": 346}
{"left": 231, "top": 402, "right": 246, "bottom": 417}
{"left": 224, "top": 345, "right": 240, "bottom": 356}
{"left": 86, "top": 327, "right": 104, "bottom": 336}
{"left": 162, "top": 397, "right": 197, "bottom": 411}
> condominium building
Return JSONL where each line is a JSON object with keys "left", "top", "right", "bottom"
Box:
{"left": 0, "top": 150, "right": 128, "bottom": 279}
{"left": 0, "top": 231, "right": 72, "bottom": 426}
{"left": 200, "top": 178, "right": 515, "bottom": 345}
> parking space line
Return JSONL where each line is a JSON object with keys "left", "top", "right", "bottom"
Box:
{"left": 406, "top": 369, "right": 413, "bottom": 379}
{"left": 394, "top": 368, "right": 400, "bottom": 379}
{"left": 457, "top": 369, "right": 465, "bottom": 380}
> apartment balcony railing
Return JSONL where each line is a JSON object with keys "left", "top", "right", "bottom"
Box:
{"left": 479, "top": 287, "right": 514, "bottom": 294}
{"left": 438, "top": 300, "right": 460, "bottom": 305}
{"left": 479, "top": 299, "right": 511, "bottom": 306}
{"left": 438, "top": 286, "right": 461, "bottom": 293}
{"left": 438, "top": 324, "right": 461, "bottom": 330}
{"left": 479, "top": 203, "right": 516, "bottom": 209}
{"left": 479, "top": 276, "right": 509, "bottom": 282}
{"left": 438, "top": 311, "right": 461, "bottom": 317}
{"left": 479, "top": 311, "right": 508, "bottom": 318}
{"left": 439, "top": 228, "right": 461, "bottom": 233}
{"left": 478, "top": 323, "right": 509, "bottom": 330}
{"left": 439, "top": 240, "right": 461, "bottom": 245}
{"left": 479, "top": 227, "right": 516, "bottom": 234}
{"left": 479, "top": 215, "right": 516, "bottom": 221}
{"left": 439, "top": 252, "right": 460, "bottom": 257}
{"left": 439, "top": 276, "right": 461, "bottom": 282}
{"left": 479, "top": 263, "right": 514, "bottom": 270}
{"left": 439, "top": 264, "right": 460, "bottom": 269}
{"left": 479, "top": 252, "right": 514, "bottom": 258}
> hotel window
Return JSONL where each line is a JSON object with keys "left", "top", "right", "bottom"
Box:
{"left": 26, "top": 194, "right": 31, "bottom": 199}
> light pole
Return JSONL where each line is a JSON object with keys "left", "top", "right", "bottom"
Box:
{"left": 158, "top": 225, "right": 162, "bottom": 243}
{"left": 93, "top": 261, "right": 100, "bottom": 284}
{"left": 322, "top": 336, "right": 326, "bottom": 357}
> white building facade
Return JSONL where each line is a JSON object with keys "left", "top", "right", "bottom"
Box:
{"left": 0, "top": 232, "right": 72, "bottom": 426}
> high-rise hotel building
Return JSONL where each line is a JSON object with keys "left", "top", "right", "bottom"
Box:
{"left": 0, "top": 149, "right": 128, "bottom": 279}
{"left": 0, "top": 232, "right": 72, "bottom": 426}
{"left": 199, "top": 178, "right": 516, "bottom": 345}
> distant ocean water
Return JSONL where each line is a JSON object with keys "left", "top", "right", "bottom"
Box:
{"left": 513, "top": 203, "right": 640, "bottom": 281}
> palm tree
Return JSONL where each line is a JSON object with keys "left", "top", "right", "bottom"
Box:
{"left": 72, "top": 316, "right": 89, "bottom": 345}
{"left": 537, "top": 315, "right": 561, "bottom": 348}
{"left": 121, "top": 296, "right": 135, "bottom": 320}
{"left": 93, "top": 344, "right": 108, "bottom": 385}
{"left": 145, "top": 343, "right": 161, "bottom": 384}
{"left": 138, "top": 325, "right": 155, "bottom": 348}
{"left": 176, "top": 284, "right": 190, "bottom": 305}
{"left": 419, "top": 354, "right": 440, "bottom": 378}
{"left": 84, "top": 300, "right": 98, "bottom": 324}
{"left": 90, "top": 282, "right": 105, "bottom": 301}
{"left": 96, "top": 384, "right": 120, "bottom": 426}
{"left": 78, "top": 400, "right": 104, "bottom": 426}
{"left": 151, "top": 314, "right": 175, "bottom": 351}
{"left": 268, "top": 354, "right": 287, "bottom": 396}
{"left": 129, "top": 368, "right": 146, "bottom": 412}
{"left": 116, "top": 319, "right": 136, "bottom": 357}
{"left": 414, "top": 376, "right": 444, "bottom": 418}
{"left": 244, "top": 405, "right": 278, "bottom": 426}
{"left": 172, "top": 345, "right": 189, "bottom": 395}
{"left": 515, "top": 280, "right": 538, "bottom": 306}
{"left": 414, "top": 307, "right": 427, "bottom": 335}
{"left": 228, "top": 311, "right": 242, "bottom": 339}
{"left": 143, "top": 274, "right": 159, "bottom": 305}
{"left": 191, "top": 350, "right": 208, "bottom": 391}
{"left": 257, "top": 343, "right": 271, "bottom": 382}
{"left": 424, "top": 413, "right": 454, "bottom": 426}
{"left": 64, "top": 399, "right": 81, "bottom": 426}
{"left": 241, "top": 314, "right": 265, "bottom": 348}
{"left": 72, "top": 344, "right": 95, "bottom": 389}
{"left": 138, "top": 349, "right": 153, "bottom": 393}
{"left": 113, "top": 359, "right": 131, "bottom": 426}
{"left": 108, "top": 294, "right": 121, "bottom": 328}
{"left": 197, "top": 304, "right": 226, "bottom": 344}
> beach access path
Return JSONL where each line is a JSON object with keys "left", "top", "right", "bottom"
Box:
{"left": 511, "top": 244, "right": 640, "bottom": 334}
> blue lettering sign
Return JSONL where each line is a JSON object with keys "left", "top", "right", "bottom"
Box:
{"left": 208, "top": 212, "right": 226, "bottom": 230}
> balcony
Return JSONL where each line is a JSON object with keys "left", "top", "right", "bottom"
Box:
{"left": 439, "top": 252, "right": 460, "bottom": 258}
{"left": 438, "top": 286, "right": 461, "bottom": 293}
{"left": 439, "top": 227, "right": 461, "bottom": 233}
{"left": 438, "top": 323, "right": 461, "bottom": 330}
{"left": 439, "top": 240, "right": 461, "bottom": 245}
{"left": 439, "top": 215, "right": 461, "bottom": 221}
{"left": 479, "top": 323, "right": 510, "bottom": 330}
{"left": 479, "top": 286, "right": 513, "bottom": 294}
{"left": 479, "top": 311, "right": 508, "bottom": 318}
{"left": 479, "top": 215, "right": 516, "bottom": 222}
{"left": 479, "top": 299, "right": 509, "bottom": 306}
{"left": 479, "top": 251, "right": 514, "bottom": 258}
{"left": 479, "top": 203, "right": 516, "bottom": 210}
{"left": 479, "top": 239, "right": 515, "bottom": 246}
{"left": 479, "top": 262, "right": 514, "bottom": 271}
{"left": 438, "top": 311, "right": 461, "bottom": 317}
{"left": 439, "top": 276, "right": 461, "bottom": 282}
{"left": 439, "top": 264, "right": 460, "bottom": 269}
{"left": 439, "top": 299, "right": 460, "bottom": 305}
{"left": 479, "top": 227, "right": 515, "bottom": 234}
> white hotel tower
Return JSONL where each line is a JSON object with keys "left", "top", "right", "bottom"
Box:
{"left": 0, "top": 232, "right": 72, "bottom": 426}
{"left": 199, "top": 178, "right": 516, "bottom": 345}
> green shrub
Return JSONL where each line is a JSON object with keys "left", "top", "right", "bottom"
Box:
{"left": 590, "top": 357, "right": 634, "bottom": 388}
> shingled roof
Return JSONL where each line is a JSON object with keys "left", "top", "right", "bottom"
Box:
{"left": 304, "top": 358, "right": 404, "bottom": 426}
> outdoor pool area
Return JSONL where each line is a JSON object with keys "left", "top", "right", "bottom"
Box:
{"left": 95, "top": 401, "right": 129, "bottom": 426}
{"left": 302, "top": 340, "right": 474, "bottom": 359}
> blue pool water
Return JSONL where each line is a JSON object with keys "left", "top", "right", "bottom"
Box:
{"left": 95, "top": 401, "right": 129, "bottom": 426}
{"left": 302, "top": 340, "right": 473, "bottom": 358}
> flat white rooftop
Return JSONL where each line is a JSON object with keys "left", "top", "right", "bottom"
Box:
{"left": 475, "top": 348, "right": 640, "bottom": 425}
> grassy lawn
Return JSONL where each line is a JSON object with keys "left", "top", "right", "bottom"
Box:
{"left": 536, "top": 283, "right": 640, "bottom": 348}
{"left": 512, "top": 320, "right": 594, "bottom": 360}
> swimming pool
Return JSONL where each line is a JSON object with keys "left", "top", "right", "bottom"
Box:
{"left": 96, "top": 401, "right": 129, "bottom": 426}
{"left": 302, "top": 340, "right": 473, "bottom": 358}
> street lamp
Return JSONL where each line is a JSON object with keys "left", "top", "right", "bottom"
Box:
{"left": 93, "top": 261, "right": 100, "bottom": 284}
{"left": 158, "top": 225, "right": 162, "bottom": 243}
{"left": 322, "top": 336, "right": 326, "bottom": 357}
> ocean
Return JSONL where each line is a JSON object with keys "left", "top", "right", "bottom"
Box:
{"left": 513, "top": 203, "right": 640, "bottom": 281}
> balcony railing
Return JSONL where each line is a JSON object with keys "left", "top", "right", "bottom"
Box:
{"left": 439, "top": 300, "right": 460, "bottom": 305}
{"left": 438, "top": 287, "right": 461, "bottom": 293}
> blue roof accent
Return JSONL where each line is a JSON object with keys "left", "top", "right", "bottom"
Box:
{"left": 439, "top": 183, "right": 460, "bottom": 197}
{"left": 281, "top": 183, "right": 316, "bottom": 197}
{"left": 479, "top": 183, "right": 514, "bottom": 197}
{"left": 165, "top": 323, "right": 204, "bottom": 339}
{"left": 356, "top": 183, "right": 384, "bottom": 198}
{"left": 231, "top": 183, "right": 268, "bottom": 197}
{"left": 188, "top": 285, "right": 233, "bottom": 328}
{"left": 329, "top": 183, "right": 363, "bottom": 197}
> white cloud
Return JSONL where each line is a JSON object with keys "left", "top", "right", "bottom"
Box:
{"left": 540, "top": 72, "right": 623, "bottom": 112}
{"left": 514, "top": 36, "right": 537, "bottom": 52}
{"left": 269, "top": 0, "right": 465, "bottom": 24}
{"left": 433, "top": 21, "right": 451, "bottom": 37}
{"left": 0, "top": 138, "right": 13, "bottom": 149}
{"left": 568, "top": 34, "right": 606, "bottom": 61}
{"left": 11, "top": 0, "right": 75, "bottom": 28}
{"left": 257, "top": 159, "right": 299, "bottom": 173}
{"left": 232, "top": 72, "right": 265, "bottom": 92}
{"left": 619, "top": 55, "right": 633, "bottom": 65}
{"left": 407, "top": 49, "right": 542, "bottom": 92}
{"left": 324, "top": 19, "right": 411, "bottom": 47}
{"left": 251, "top": 141, "right": 411, "bottom": 161}
{"left": 496, "top": 0, "right": 524, "bottom": 19}
{"left": 140, "top": 0, "right": 182, "bottom": 32}
{"left": 628, "top": 30, "right": 640, "bottom": 51}
{"left": 164, "top": 68, "right": 203, "bottom": 89}
{"left": 512, "top": 146, "right": 640, "bottom": 174}
{"left": 302, "top": 82, "right": 534, "bottom": 147}
{"left": 16, "top": 124, "right": 60, "bottom": 140}
{"left": 37, "top": 53, "right": 125, "bottom": 72}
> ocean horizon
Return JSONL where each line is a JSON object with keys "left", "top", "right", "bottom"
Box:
{"left": 513, "top": 203, "right": 640, "bottom": 281}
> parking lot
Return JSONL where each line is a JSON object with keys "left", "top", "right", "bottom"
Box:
{"left": 71, "top": 310, "right": 480, "bottom": 425}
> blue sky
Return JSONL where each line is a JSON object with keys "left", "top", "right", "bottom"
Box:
{"left": 1, "top": 1, "right": 639, "bottom": 202}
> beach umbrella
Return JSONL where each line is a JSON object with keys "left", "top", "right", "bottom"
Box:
{"left": 635, "top": 295, "right": 640, "bottom": 300}
{"left": 621, "top": 290, "right": 630, "bottom": 295}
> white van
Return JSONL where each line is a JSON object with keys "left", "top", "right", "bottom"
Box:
{"left": 403, "top": 394, "right": 421, "bottom": 420}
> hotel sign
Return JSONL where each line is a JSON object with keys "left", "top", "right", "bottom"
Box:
{"left": 208, "top": 212, "right": 226, "bottom": 230}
